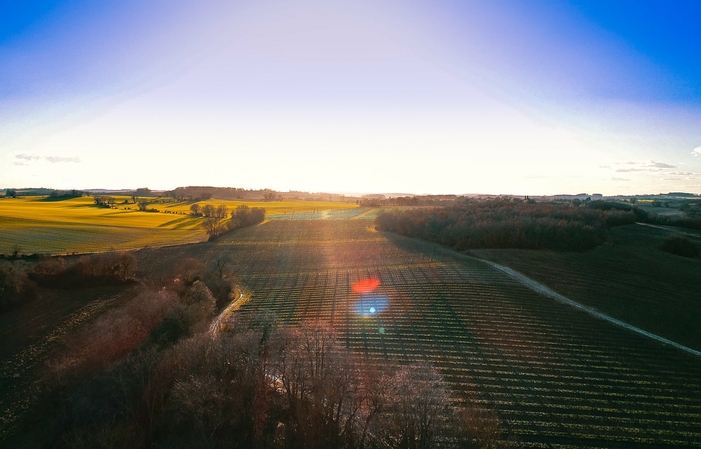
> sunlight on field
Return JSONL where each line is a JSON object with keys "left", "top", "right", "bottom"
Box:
{"left": 0, "top": 196, "right": 201, "bottom": 228}
{"left": 0, "top": 196, "right": 203, "bottom": 254}
{"left": 0, "top": 196, "right": 360, "bottom": 255}
{"left": 153, "top": 198, "right": 359, "bottom": 216}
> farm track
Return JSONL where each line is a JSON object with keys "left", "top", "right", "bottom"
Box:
{"left": 0, "top": 286, "right": 134, "bottom": 439}
{"left": 134, "top": 219, "right": 701, "bottom": 448}
{"left": 478, "top": 259, "right": 701, "bottom": 358}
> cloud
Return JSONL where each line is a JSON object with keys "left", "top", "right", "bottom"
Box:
{"left": 611, "top": 177, "right": 629, "bottom": 181}
{"left": 45, "top": 156, "right": 81, "bottom": 163}
{"left": 692, "top": 147, "right": 701, "bottom": 157}
{"left": 14, "top": 162, "right": 29, "bottom": 166}
{"left": 16, "top": 153, "right": 42, "bottom": 161}
{"left": 14, "top": 154, "right": 80, "bottom": 164}
{"left": 649, "top": 160, "right": 675, "bottom": 169}
{"left": 613, "top": 160, "right": 676, "bottom": 172}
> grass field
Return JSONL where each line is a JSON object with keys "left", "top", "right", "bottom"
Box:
{"left": 471, "top": 223, "right": 701, "bottom": 352}
{"left": 0, "top": 196, "right": 359, "bottom": 255}
{"left": 151, "top": 198, "right": 359, "bottom": 216}
{"left": 134, "top": 217, "right": 701, "bottom": 448}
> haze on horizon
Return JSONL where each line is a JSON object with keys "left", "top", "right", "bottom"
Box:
{"left": 1, "top": 0, "right": 701, "bottom": 196}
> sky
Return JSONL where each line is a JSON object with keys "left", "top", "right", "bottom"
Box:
{"left": 1, "top": 0, "right": 701, "bottom": 196}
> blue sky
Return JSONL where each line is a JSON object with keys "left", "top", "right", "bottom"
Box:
{"left": 1, "top": 0, "right": 700, "bottom": 195}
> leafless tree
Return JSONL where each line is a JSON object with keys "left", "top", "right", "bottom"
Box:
{"left": 201, "top": 204, "right": 215, "bottom": 218}
{"left": 202, "top": 218, "right": 226, "bottom": 239}
{"left": 216, "top": 204, "right": 229, "bottom": 218}
{"left": 214, "top": 254, "right": 233, "bottom": 279}
{"left": 372, "top": 363, "right": 451, "bottom": 449}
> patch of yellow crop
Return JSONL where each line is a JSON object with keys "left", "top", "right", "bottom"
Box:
{"left": 154, "top": 199, "right": 359, "bottom": 216}
{"left": 0, "top": 197, "right": 206, "bottom": 254}
{"left": 0, "top": 196, "right": 359, "bottom": 255}
{"left": 0, "top": 197, "right": 202, "bottom": 229}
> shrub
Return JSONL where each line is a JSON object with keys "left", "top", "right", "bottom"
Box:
{"left": 660, "top": 236, "right": 699, "bottom": 258}
{"left": 30, "top": 252, "right": 137, "bottom": 288}
{"left": 0, "top": 261, "right": 39, "bottom": 312}
{"left": 375, "top": 200, "right": 619, "bottom": 251}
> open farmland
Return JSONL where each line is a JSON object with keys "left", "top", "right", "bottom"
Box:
{"left": 0, "top": 196, "right": 205, "bottom": 255}
{"left": 135, "top": 217, "right": 701, "bottom": 448}
{"left": 0, "top": 196, "right": 359, "bottom": 255}
{"left": 143, "top": 197, "right": 359, "bottom": 216}
{"left": 471, "top": 223, "right": 701, "bottom": 352}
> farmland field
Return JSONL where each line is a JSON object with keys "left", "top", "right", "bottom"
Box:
{"left": 0, "top": 196, "right": 359, "bottom": 255}
{"left": 135, "top": 217, "right": 701, "bottom": 448}
{"left": 151, "top": 198, "right": 359, "bottom": 216}
{"left": 471, "top": 223, "right": 701, "bottom": 352}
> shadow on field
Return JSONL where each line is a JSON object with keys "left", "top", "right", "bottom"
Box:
{"left": 38, "top": 197, "right": 76, "bottom": 202}
{"left": 158, "top": 217, "right": 201, "bottom": 229}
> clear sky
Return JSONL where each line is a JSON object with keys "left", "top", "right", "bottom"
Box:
{"left": 2, "top": 0, "right": 701, "bottom": 195}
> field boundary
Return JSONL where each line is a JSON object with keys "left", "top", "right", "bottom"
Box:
{"left": 381, "top": 231, "right": 701, "bottom": 359}
{"left": 478, "top": 258, "right": 701, "bottom": 359}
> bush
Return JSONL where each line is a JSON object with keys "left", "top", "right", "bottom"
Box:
{"left": 30, "top": 252, "right": 137, "bottom": 288}
{"left": 375, "top": 200, "right": 623, "bottom": 251}
{"left": 0, "top": 261, "right": 39, "bottom": 312}
{"left": 660, "top": 236, "right": 699, "bottom": 258}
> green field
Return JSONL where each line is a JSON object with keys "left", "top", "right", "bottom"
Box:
{"left": 0, "top": 196, "right": 359, "bottom": 255}
{"left": 471, "top": 223, "right": 701, "bottom": 352}
{"left": 133, "top": 217, "right": 701, "bottom": 448}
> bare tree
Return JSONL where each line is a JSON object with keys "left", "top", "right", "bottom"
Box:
{"left": 216, "top": 204, "right": 229, "bottom": 219}
{"left": 214, "top": 254, "right": 233, "bottom": 279}
{"left": 272, "top": 323, "right": 366, "bottom": 449}
{"left": 202, "top": 218, "right": 226, "bottom": 240}
{"left": 372, "top": 363, "right": 451, "bottom": 449}
{"left": 201, "top": 204, "right": 215, "bottom": 218}
{"left": 115, "top": 252, "right": 137, "bottom": 281}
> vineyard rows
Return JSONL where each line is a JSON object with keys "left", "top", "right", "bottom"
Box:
{"left": 201, "top": 220, "right": 701, "bottom": 448}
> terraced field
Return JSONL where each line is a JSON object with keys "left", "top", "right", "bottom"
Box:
{"left": 145, "top": 218, "right": 701, "bottom": 448}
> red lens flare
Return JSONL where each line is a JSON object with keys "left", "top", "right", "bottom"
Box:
{"left": 352, "top": 278, "right": 380, "bottom": 294}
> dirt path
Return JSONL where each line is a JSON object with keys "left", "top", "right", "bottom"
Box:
{"left": 637, "top": 222, "right": 701, "bottom": 239}
{"left": 477, "top": 258, "right": 701, "bottom": 359}
{"left": 209, "top": 289, "right": 247, "bottom": 336}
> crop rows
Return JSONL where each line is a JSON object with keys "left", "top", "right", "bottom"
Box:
{"left": 210, "top": 220, "right": 701, "bottom": 448}
{"left": 266, "top": 207, "right": 371, "bottom": 220}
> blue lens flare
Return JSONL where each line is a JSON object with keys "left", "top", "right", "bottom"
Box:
{"left": 354, "top": 294, "right": 389, "bottom": 317}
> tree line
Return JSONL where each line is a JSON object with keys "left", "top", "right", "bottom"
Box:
{"left": 23, "top": 270, "right": 507, "bottom": 448}
{"left": 199, "top": 204, "right": 267, "bottom": 240}
{"left": 375, "top": 199, "right": 641, "bottom": 251}
{"left": 0, "top": 252, "right": 137, "bottom": 312}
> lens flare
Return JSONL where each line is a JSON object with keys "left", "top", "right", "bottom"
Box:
{"left": 352, "top": 278, "right": 380, "bottom": 293}
{"left": 354, "top": 294, "right": 388, "bottom": 317}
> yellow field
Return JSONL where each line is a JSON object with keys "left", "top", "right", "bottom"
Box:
{"left": 148, "top": 198, "right": 359, "bottom": 216}
{"left": 0, "top": 196, "right": 359, "bottom": 255}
